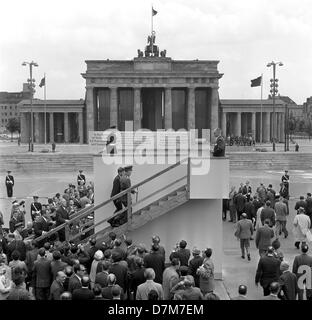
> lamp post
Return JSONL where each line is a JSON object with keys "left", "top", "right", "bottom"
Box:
{"left": 22, "top": 61, "right": 38, "bottom": 152}
{"left": 267, "top": 61, "right": 283, "bottom": 152}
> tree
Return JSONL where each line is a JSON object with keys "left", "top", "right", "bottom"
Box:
{"left": 5, "top": 117, "right": 20, "bottom": 142}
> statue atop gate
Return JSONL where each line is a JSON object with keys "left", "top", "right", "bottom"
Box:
{"left": 137, "top": 31, "right": 167, "bottom": 58}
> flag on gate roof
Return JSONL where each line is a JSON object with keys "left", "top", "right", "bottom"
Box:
{"left": 39, "top": 77, "right": 45, "bottom": 88}
{"left": 152, "top": 7, "right": 157, "bottom": 16}
{"left": 250, "top": 76, "right": 262, "bottom": 87}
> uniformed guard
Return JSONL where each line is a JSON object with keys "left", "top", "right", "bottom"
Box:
{"left": 77, "top": 170, "right": 86, "bottom": 186}
{"left": 30, "top": 195, "right": 42, "bottom": 222}
{"left": 281, "top": 170, "right": 290, "bottom": 199}
{"left": 5, "top": 170, "right": 14, "bottom": 198}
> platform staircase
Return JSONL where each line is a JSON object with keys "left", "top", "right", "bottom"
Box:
{"left": 34, "top": 158, "right": 190, "bottom": 247}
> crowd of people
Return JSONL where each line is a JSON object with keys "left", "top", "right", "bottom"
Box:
{"left": 224, "top": 170, "right": 312, "bottom": 300}
{"left": 226, "top": 135, "right": 255, "bottom": 147}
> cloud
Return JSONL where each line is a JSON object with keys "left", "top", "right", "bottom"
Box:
{"left": 0, "top": 0, "right": 311, "bottom": 104}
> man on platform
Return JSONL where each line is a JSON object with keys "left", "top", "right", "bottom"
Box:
{"left": 55, "top": 198, "right": 70, "bottom": 242}
{"left": 30, "top": 196, "right": 42, "bottom": 222}
{"left": 212, "top": 128, "right": 225, "bottom": 157}
{"left": 5, "top": 170, "right": 14, "bottom": 198}
{"left": 111, "top": 167, "right": 125, "bottom": 213}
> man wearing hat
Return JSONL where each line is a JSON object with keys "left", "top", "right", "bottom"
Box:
{"left": 77, "top": 170, "right": 86, "bottom": 186}
{"left": 30, "top": 196, "right": 42, "bottom": 222}
{"left": 5, "top": 170, "right": 14, "bottom": 198}
{"left": 9, "top": 204, "right": 25, "bottom": 233}
{"left": 255, "top": 246, "right": 281, "bottom": 296}
{"left": 13, "top": 222, "right": 24, "bottom": 241}
{"left": 235, "top": 212, "right": 253, "bottom": 260}
{"left": 278, "top": 261, "right": 298, "bottom": 300}
{"left": 111, "top": 167, "right": 125, "bottom": 214}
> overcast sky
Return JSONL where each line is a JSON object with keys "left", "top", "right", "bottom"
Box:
{"left": 1, "top": 0, "right": 311, "bottom": 104}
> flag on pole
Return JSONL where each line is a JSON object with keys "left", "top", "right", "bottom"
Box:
{"left": 152, "top": 7, "right": 157, "bottom": 16}
{"left": 250, "top": 76, "right": 262, "bottom": 87}
{"left": 39, "top": 77, "right": 45, "bottom": 88}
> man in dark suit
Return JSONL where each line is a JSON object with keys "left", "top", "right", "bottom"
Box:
{"left": 169, "top": 240, "right": 190, "bottom": 266}
{"left": 25, "top": 240, "right": 39, "bottom": 289}
{"left": 292, "top": 244, "right": 312, "bottom": 300}
{"left": 278, "top": 261, "right": 298, "bottom": 300}
{"left": 32, "top": 248, "right": 52, "bottom": 300}
{"left": 6, "top": 233, "right": 26, "bottom": 262}
{"left": 255, "top": 219, "right": 275, "bottom": 256}
{"left": 260, "top": 201, "right": 275, "bottom": 227}
{"left": 95, "top": 260, "right": 111, "bottom": 288}
{"left": 212, "top": 128, "right": 225, "bottom": 157}
{"left": 295, "top": 196, "right": 307, "bottom": 213}
{"left": 49, "top": 271, "right": 66, "bottom": 300}
{"left": 266, "top": 185, "right": 276, "bottom": 208}
{"left": 5, "top": 170, "right": 14, "bottom": 197}
{"left": 188, "top": 247, "right": 204, "bottom": 288}
{"left": 102, "top": 273, "right": 125, "bottom": 300}
{"left": 111, "top": 167, "right": 125, "bottom": 213}
{"left": 72, "top": 276, "right": 94, "bottom": 300}
{"left": 68, "top": 263, "right": 86, "bottom": 293}
{"left": 231, "top": 285, "right": 248, "bottom": 300}
{"left": 55, "top": 198, "right": 70, "bottom": 242}
{"left": 234, "top": 192, "right": 246, "bottom": 220}
{"left": 109, "top": 252, "right": 128, "bottom": 295}
{"left": 306, "top": 193, "right": 312, "bottom": 224}
{"left": 143, "top": 243, "right": 165, "bottom": 284}
{"left": 262, "top": 282, "right": 280, "bottom": 300}
{"left": 255, "top": 247, "right": 281, "bottom": 296}
{"left": 50, "top": 250, "right": 68, "bottom": 280}
{"left": 30, "top": 196, "right": 42, "bottom": 222}
{"left": 77, "top": 169, "right": 86, "bottom": 186}
{"left": 34, "top": 211, "right": 52, "bottom": 246}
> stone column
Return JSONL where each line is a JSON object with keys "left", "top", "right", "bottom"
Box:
{"left": 110, "top": 87, "right": 118, "bottom": 127}
{"left": 64, "top": 112, "right": 69, "bottom": 143}
{"left": 49, "top": 113, "right": 54, "bottom": 143}
{"left": 221, "top": 111, "right": 227, "bottom": 137}
{"left": 86, "top": 87, "right": 95, "bottom": 139}
{"left": 264, "top": 112, "right": 271, "bottom": 142}
{"left": 235, "top": 112, "right": 241, "bottom": 136}
{"left": 20, "top": 112, "right": 27, "bottom": 143}
{"left": 187, "top": 87, "right": 195, "bottom": 130}
{"left": 34, "top": 112, "right": 40, "bottom": 143}
{"left": 251, "top": 112, "right": 256, "bottom": 140}
{"left": 280, "top": 113, "right": 285, "bottom": 143}
{"left": 164, "top": 87, "right": 172, "bottom": 129}
{"left": 210, "top": 87, "right": 219, "bottom": 132}
{"left": 133, "top": 88, "right": 141, "bottom": 131}
{"left": 78, "top": 112, "right": 83, "bottom": 144}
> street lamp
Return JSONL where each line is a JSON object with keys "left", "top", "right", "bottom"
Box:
{"left": 267, "top": 61, "right": 283, "bottom": 152}
{"left": 22, "top": 61, "right": 38, "bottom": 152}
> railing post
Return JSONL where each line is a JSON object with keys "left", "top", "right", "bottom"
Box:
{"left": 65, "top": 223, "right": 70, "bottom": 242}
{"left": 127, "top": 191, "right": 132, "bottom": 223}
{"left": 187, "top": 157, "right": 191, "bottom": 199}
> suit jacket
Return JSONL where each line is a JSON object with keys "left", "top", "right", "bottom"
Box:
{"left": 278, "top": 271, "right": 298, "bottom": 300}
{"left": 235, "top": 218, "right": 253, "bottom": 239}
{"left": 7, "top": 240, "right": 26, "bottom": 262}
{"left": 50, "top": 260, "right": 67, "bottom": 280}
{"left": 274, "top": 202, "right": 288, "bottom": 221}
{"left": 72, "top": 287, "right": 95, "bottom": 300}
{"left": 292, "top": 253, "right": 312, "bottom": 276}
{"left": 188, "top": 256, "right": 204, "bottom": 287}
{"left": 32, "top": 257, "right": 52, "bottom": 288}
{"left": 213, "top": 135, "right": 225, "bottom": 157}
{"left": 255, "top": 255, "right": 281, "bottom": 287}
{"left": 306, "top": 198, "right": 312, "bottom": 215}
{"left": 102, "top": 284, "right": 125, "bottom": 300}
{"left": 255, "top": 225, "right": 274, "bottom": 251}
{"left": 129, "top": 267, "right": 146, "bottom": 298}
{"left": 295, "top": 200, "right": 307, "bottom": 212}
{"left": 34, "top": 216, "right": 50, "bottom": 237}
{"left": 109, "top": 262, "right": 128, "bottom": 291}
{"left": 260, "top": 207, "right": 275, "bottom": 226}
{"left": 144, "top": 252, "right": 165, "bottom": 284}
{"left": 169, "top": 248, "right": 190, "bottom": 267}
{"left": 162, "top": 266, "right": 180, "bottom": 300}
{"left": 49, "top": 279, "right": 64, "bottom": 300}
{"left": 95, "top": 271, "right": 109, "bottom": 288}
{"left": 111, "top": 175, "right": 121, "bottom": 197}
{"left": 55, "top": 206, "right": 69, "bottom": 226}
{"left": 234, "top": 193, "right": 246, "bottom": 211}
{"left": 68, "top": 274, "right": 82, "bottom": 293}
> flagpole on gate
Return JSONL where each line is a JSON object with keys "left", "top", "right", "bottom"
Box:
{"left": 151, "top": 5, "right": 153, "bottom": 55}
{"left": 260, "top": 73, "right": 263, "bottom": 145}
{"left": 44, "top": 73, "right": 47, "bottom": 144}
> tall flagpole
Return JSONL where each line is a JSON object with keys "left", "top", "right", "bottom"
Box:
{"left": 260, "top": 73, "right": 263, "bottom": 144}
{"left": 44, "top": 73, "right": 47, "bottom": 144}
